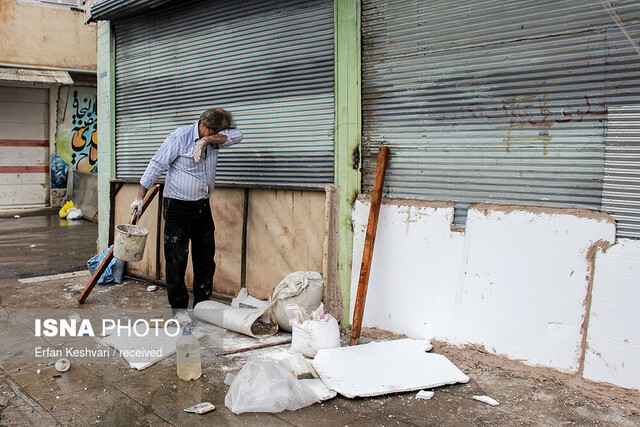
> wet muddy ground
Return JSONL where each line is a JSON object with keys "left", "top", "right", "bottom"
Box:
{"left": 0, "top": 211, "right": 98, "bottom": 279}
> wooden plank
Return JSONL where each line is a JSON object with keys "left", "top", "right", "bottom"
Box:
{"left": 246, "top": 189, "right": 325, "bottom": 300}
{"left": 78, "top": 185, "right": 159, "bottom": 304}
{"left": 350, "top": 146, "right": 389, "bottom": 346}
{"left": 210, "top": 187, "right": 245, "bottom": 296}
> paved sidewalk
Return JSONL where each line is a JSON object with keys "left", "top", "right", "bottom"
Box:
{"left": 0, "top": 272, "right": 638, "bottom": 426}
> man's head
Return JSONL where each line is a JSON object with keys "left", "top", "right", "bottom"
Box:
{"left": 200, "top": 108, "right": 233, "bottom": 134}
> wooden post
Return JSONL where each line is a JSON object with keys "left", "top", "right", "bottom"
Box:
{"left": 78, "top": 185, "right": 160, "bottom": 304}
{"left": 350, "top": 146, "right": 389, "bottom": 345}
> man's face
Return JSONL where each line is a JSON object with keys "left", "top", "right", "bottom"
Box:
{"left": 201, "top": 126, "right": 218, "bottom": 137}
{"left": 198, "top": 123, "right": 223, "bottom": 137}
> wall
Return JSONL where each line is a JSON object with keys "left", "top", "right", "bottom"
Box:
{"left": 0, "top": 0, "right": 97, "bottom": 70}
{"left": 51, "top": 86, "right": 97, "bottom": 205}
{"left": 350, "top": 198, "right": 639, "bottom": 390}
{"left": 110, "top": 184, "right": 337, "bottom": 313}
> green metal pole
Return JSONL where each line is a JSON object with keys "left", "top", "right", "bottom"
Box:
{"left": 334, "top": 0, "right": 361, "bottom": 325}
{"left": 96, "top": 21, "right": 116, "bottom": 251}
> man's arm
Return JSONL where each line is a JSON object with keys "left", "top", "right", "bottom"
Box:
{"left": 132, "top": 133, "right": 178, "bottom": 214}
{"left": 200, "top": 128, "right": 243, "bottom": 148}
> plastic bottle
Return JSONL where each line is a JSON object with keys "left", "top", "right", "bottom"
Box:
{"left": 176, "top": 322, "right": 201, "bottom": 381}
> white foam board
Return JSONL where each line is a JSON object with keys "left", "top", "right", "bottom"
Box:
{"left": 349, "top": 200, "right": 464, "bottom": 340}
{"left": 583, "top": 239, "right": 640, "bottom": 390}
{"left": 311, "top": 339, "right": 468, "bottom": 398}
{"left": 450, "top": 207, "right": 615, "bottom": 372}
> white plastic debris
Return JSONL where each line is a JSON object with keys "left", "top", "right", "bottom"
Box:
{"left": 473, "top": 395, "right": 500, "bottom": 406}
{"left": 66, "top": 208, "right": 83, "bottom": 220}
{"left": 36, "top": 369, "right": 41, "bottom": 374}
{"left": 224, "top": 372, "right": 236, "bottom": 386}
{"left": 55, "top": 358, "right": 70, "bottom": 372}
{"left": 30, "top": 245, "right": 36, "bottom": 248}
{"left": 183, "top": 402, "right": 216, "bottom": 414}
{"left": 146, "top": 285, "right": 157, "bottom": 292}
{"left": 416, "top": 390, "right": 434, "bottom": 400}
{"left": 225, "top": 356, "right": 319, "bottom": 414}
{"left": 14, "top": 215, "right": 19, "bottom": 219}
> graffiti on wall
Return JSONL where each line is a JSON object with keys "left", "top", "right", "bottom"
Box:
{"left": 52, "top": 86, "right": 97, "bottom": 205}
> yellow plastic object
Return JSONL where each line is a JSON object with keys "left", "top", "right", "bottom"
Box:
{"left": 58, "top": 200, "right": 76, "bottom": 218}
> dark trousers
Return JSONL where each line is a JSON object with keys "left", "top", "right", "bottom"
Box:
{"left": 163, "top": 197, "right": 215, "bottom": 309}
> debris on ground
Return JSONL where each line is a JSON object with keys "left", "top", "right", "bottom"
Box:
{"left": 225, "top": 356, "right": 319, "bottom": 414}
{"left": 473, "top": 395, "right": 500, "bottom": 406}
{"left": 416, "top": 390, "right": 435, "bottom": 400}
{"left": 146, "top": 285, "right": 157, "bottom": 292}
{"left": 54, "top": 358, "right": 70, "bottom": 372}
{"left": 194, "top": 300, "right": 277, "bottom": 338}
{"left": 183, "top": 402, "right": 216, "bottom": 414}
{"left": 311, "top": 338, "right": 468, "bottom": 398}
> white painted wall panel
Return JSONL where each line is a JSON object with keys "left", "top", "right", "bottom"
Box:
{"left": 350, "top": 199, "right": 464, "bottom": 340}
{"left": 451, "top": 207, "right": 616, "bottom": 373}
{"left": 351, "top": 201, "right": 617, "bottom": 374}
{"left": 583, "top": 239, "right": 640, "bottom": 390}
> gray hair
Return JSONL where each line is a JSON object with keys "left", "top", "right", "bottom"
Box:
{"left": 200, "top": 108, "right": 234, "bottom": 130}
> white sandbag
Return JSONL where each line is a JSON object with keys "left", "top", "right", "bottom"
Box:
{"left": 225, "top": 356, "right": 319, "bottom": 414}
{"left": 193, "top": 300, "right": 277, "bottom": 339}
{"left": 287, "top": 303, "right": 340, "bottom": 358}
{"left": 269, "top": 271, "right": 323, "bottom": 332}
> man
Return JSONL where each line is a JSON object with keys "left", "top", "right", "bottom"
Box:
{"left": 131, "top": 108, "right": 242, "bottom": 324}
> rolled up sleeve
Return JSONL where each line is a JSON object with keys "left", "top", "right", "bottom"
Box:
{"left": 217, "top": 128, "right": 243, "bottom": 149}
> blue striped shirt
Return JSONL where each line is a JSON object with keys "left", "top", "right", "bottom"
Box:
{"left": 140, "top": 122, "right": 243, "bottom": 201}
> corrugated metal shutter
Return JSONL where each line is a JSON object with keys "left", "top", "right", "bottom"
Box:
{"left": 603, "top": 106, "right": 640, "bottom": 238}
{"left": 0, "top": 86, "right": 50, "bottom": 208}
{"left": 114, "top": 0, "right": 334, "bottom": 185}
{"left": 361, "top": 0, "right": 640, "bottom": 237}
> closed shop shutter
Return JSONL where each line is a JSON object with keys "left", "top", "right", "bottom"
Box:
{"left": 361, "top": 0, "right": 640, "bottom": 237}
{"left": 0, "top": 86, "right": 49, "bottom": 207}
{"left": 113, "top": 0, "right": 334, "bottom": 186}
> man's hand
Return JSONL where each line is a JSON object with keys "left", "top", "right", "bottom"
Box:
{"left": 130, "top": 199, "right": 143, "bottom": 217}
{"left": 193, "top": 140, "right": 208, "bottom": 163}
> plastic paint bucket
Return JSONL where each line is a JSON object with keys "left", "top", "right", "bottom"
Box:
{"left": 114, "top": 224, "right": 149, "bottom": 262}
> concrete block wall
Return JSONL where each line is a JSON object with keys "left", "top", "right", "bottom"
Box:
{"left": 350, "top": 198, "right": 638, "bottom": 390}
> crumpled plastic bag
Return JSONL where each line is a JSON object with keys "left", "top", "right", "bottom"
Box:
{"left": 225, "top": 356, "right": 319, "bottom": 414}
{"left": 87, "top": 245, "right": 125, "bottom": 285}
{"left": 269, "top": 271, "right": 323, "bottom": 332}
{"left": 286, "top": 303, "right": 340, "bottom": 358}
{"left": 66, "top": 207, "right": 83, "bottom": 220}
